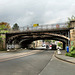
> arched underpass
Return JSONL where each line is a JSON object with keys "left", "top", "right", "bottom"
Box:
{"left": 6, "top": 33, "right": 70, "bottom": 50}
{"left": 19, "top": 36, "right": 69, "bottom": 50}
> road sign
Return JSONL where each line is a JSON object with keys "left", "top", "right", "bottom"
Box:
{"left": 56, "top": 24, "right": 59, "bottom": 28}
{"left": 33, "top": 24, "right": 39, "bottom": 27}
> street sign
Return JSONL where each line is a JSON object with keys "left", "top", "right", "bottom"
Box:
{"left": 56, "top": 24, "right": 59, "bottom": 28}
{"left": 33, "top": 24, "right": 39, "bottom": 27}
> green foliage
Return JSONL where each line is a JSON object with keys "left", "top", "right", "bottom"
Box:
{"left": 12, "top": 23, "right": 19, "bottom": 30}
{"left": 70, "top": 46, "right": 75, "bottom": 51}
{"left": 58, "top": 42, "right": 63, "bottom": 48}
{"left": 0, "top": 30, "right": 8, "bottom": 33}
{"left": 66, "top": 46, "right": 75, "bottom": 57}
{"left": 65, "top": 53, "right": 73, "bottom": 57}
{"left": 44, "top": 40, "right": 51, "bottom": 43}
{"left": 66, "top": 52, "right": 75, "bottom": 57}
{"left": 0, "top": 36, "right": 3, "bottom": 50}
{"left": 53, "top": 40, "right": 55, "bottom": 43}
{"left": 70, "top": 46, "right": 74, "bottom": 51}
{"left": 0, "top": 25, "right": 6, "bottom": 30}
{"left": 66, "top": 15, "right": 75, "bottom": 27}
{"left": 71, "top": 50, "right": 75, "bottom": 55}
{"left": 0, "top": 36, "right": 2, "bottom": 42}
{"left": 0, "top": 22, "right": 10, "bottom": 30}
{"left": 0, "top": 49, "right": 6, "bottom": 51}
{"left": 0, "top": 22, "right": 10, "bottom": 33}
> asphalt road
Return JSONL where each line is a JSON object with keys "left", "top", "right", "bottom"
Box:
{"left": 40, "top": 55, "right": 75, "bottom": 75}
{"left": 0, "top": 50, "right": 54, "bottom": 75}
{"left": 0, "top": 49, "right": 75, "bottom": 75}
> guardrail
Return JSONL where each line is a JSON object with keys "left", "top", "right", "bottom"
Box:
{"left": 5, "top": 23, "right": 69, "bottom": 33}
{"left": 19, "top": 23, "right": 69, "bottom": 31}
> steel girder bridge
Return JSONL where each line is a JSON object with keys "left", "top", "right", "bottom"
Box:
{"left": 6, "top": 23, "right": 73, "bottom": 50}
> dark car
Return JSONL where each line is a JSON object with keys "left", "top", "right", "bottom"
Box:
{"left": 52, "top": 44, "right": 57, "bottom": 50}
{"left": 46, "top": 45, "right": 49, "bottom": 49}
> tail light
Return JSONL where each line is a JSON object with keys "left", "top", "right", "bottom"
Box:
{"left": 50, "top": 45, "right": 52, "bottom": 47}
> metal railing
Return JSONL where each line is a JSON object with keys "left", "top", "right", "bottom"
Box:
{"left": 8, "top": 23, "right": 69, "bottom": 33}
{"left": 19, "top": 23, "right": 68, "bottom": 31}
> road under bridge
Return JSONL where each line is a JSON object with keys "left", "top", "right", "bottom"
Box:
{"left": 6, "top": 23, "right": 72, "bottom": 50}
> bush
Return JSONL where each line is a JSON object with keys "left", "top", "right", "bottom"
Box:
{"left": 58, "top": 42, "right": 63, "bottom": 48}
{"left": 71, "top": 50, "right": 75, "bottom": 55}
{"left": 65, "top": 46, "right": 75, "bottom": 57}
{"left": 65, "top": 53, "right": 73, "bottom": 57}
{"left": 0, "top": 49, "right": 6, "bottom": 51}
{"left": 70, "top": 46, "right": 75, "bottom": 51}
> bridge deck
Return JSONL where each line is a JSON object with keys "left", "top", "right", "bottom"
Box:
{"left": 6, "top": 27, "right": 73, "bottom": 34}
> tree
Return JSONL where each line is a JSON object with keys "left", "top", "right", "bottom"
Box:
{"left": 0, "top": 22, "right": 10, "bottom": 30}
{"left": 58, "top": 42, "right": 63, "bottom": 48}
{"left": 12, "top": 23, "right": 19, "bottom": 30}
{"left": 53, "top": 40, "right": 55, "bottom": 43}
{"left": 0, "top": 22, "right": 10, "bottom": 50}
{"left": 66, "top": 15, "right": 75, "bottom": 27}
{"left": 45, "top": 40, "right": 51, "bottom": 44}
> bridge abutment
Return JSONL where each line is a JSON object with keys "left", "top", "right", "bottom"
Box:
{"left": 0, "top": 34, "right": 6, "bottom": 50}
{"left": 70, "top": 29, "right": 75, "bottom": 47}
{"left": 63, "top": 42, "right": 66, "bottom": 50}
{"left": 70, "top": 20, "right": 75, "bottom": 48}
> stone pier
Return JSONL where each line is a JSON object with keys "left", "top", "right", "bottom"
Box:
{"left": 70, "top": 20, "right": 75, "bottom": 47}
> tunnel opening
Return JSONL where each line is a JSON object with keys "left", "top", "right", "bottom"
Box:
{"left": 20, "top": 39, "right": 66, "bottom": 50}
{"left": 6, "top": 32, "right": 69, "bottom": 50}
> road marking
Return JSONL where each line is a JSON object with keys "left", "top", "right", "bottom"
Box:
{"left": 51, "top": 58, "right": 53, "bottom": 61}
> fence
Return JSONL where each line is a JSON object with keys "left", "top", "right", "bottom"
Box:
{"left": 19, "top": 23, "right": 68, "bottom": 32}
{"left": 8, "top": 23, "right": 69, "bottom": 33}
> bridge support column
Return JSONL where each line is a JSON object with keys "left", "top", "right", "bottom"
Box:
{"left": 70, "top": 29, "right": 75, "bottom": 48}
{"left": 63, "top": 42, "right": 66, "bottom": 50}
{"left": 68, "top": 31, "right": 70, "bottom": 46}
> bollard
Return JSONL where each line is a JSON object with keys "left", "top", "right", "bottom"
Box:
{"left": 57, "top": 48, "right": 61, "bottom": 55}
{"left": 7, "top": 50, "right": 10, "bottom": 52}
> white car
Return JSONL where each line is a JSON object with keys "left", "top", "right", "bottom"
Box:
{"left": 49, "top": 45, "right": 52, "bottom": 49}
{"left": 42, "top": 44, "right": 46, "bottom": 47}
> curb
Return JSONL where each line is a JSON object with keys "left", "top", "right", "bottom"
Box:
{"left": 54, "top": 51, "right": 75, "bottom": 64}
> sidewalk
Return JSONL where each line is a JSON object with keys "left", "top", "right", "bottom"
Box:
{"left": 55, "top": 50, "right": 75, "bottom": 64}
{"left": 40, "top": 50, "right": 75, "bottom": 75}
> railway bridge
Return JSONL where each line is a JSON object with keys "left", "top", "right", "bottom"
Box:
{"left": 5, "top": 23, "right": 73, "bottom": 50}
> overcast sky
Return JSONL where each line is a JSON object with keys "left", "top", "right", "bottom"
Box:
{"left": 0, "top": 0, "right": 75, "bottom": 27}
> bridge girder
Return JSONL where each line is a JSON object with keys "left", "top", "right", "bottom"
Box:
{"left": 6, "top": 29, "right": 70, "bottom": 49}
{"left": 6, "top": 32, "right": 70, "bottom": 42}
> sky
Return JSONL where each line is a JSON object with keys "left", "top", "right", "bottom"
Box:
{"left": 0, "top": 0, "right": 75, "bottom": 27}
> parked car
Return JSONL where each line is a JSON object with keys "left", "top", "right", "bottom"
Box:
{"left": 49, "top": 45, "right": 52, "bottom": 49}
{"left": 45, "top": 44, "right": 57, "bottom": 50}
{"left": 42, "top": 44, "right": 46, "bottom": 47}
{"left": 52, "top": 44, "right": 57, "bottom": 50}
{"left": 46, "top": 45, "right": 49, "bottom": 49}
